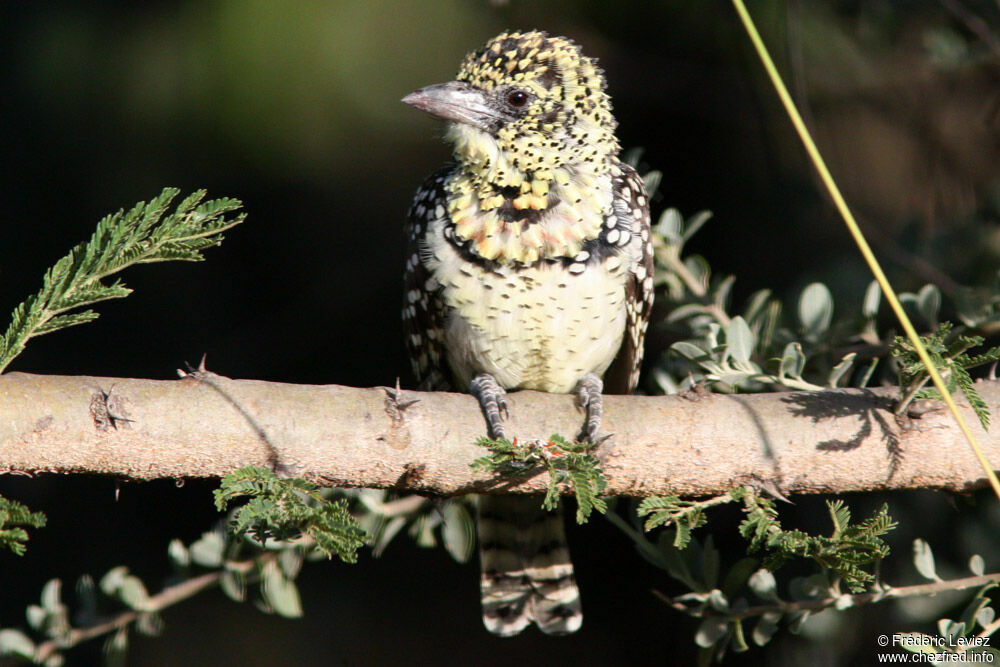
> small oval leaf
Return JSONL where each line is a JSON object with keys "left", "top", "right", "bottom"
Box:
{"left": 655, "top": 208, "right": 683, "bottom": 243}
{"left": 752, "top": 611, "right": 781, "bottom": 646}
{"left": 0, "top": 629, "right": 35, "bottom": 658}
{"left": 779, "top": 342, "right": 806, "bottom": 380}
{"left": 828, "top": 353, "right": 856, "bottom": 388}
{"left": 862, "top": 281, "right": 881, "bottom": 319}
{"left": 671, "top": 341, "right": 709, "bottom": 362}
{"left": 189, "top": 531, "right": 225, "bottom": 568}
{"left": 442, "top": 501, "right": 475, "bottom": 564}
{"left": 748, "top": 569, "right": 778, "bottom": 601}
{"left": 799, "top": 283, "right": 834, "bottom": 336}
{"left": 261, "top": 560, "right": 303, "bottom": 618}
{"left": 917, "top": 284, "right": 941, "bottom": 326}
{"left": 220, "top": 570, "right": 247, "bottom": 602}
{"left": 726, "top": 317, "right": 754, "bottom": 366}
{"left": 167, "top": 539, "right": 190, "bottom": 568}
{"left": 913, "top": 539, "right": 939, "bottom": 581}
{"left": 41, "top": 579, "right": 62, "bottom": 611}
{"left": 694, "top": 618, "right": 729, "bottom": 648}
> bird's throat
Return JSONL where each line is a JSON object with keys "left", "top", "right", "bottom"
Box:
{"left": 445, "top": 164, "right": 614, "bottom": 265}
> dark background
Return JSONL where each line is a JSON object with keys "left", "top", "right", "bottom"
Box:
{"left": 2, "top": 1, "right": 1000, "bottom": 664}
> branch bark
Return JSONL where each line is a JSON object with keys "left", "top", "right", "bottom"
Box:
{"left": 1, "top": 371, "right": 998, "bottom": 497}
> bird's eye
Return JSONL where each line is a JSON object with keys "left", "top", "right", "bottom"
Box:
{"left": 506, "top": 90, "right": 529, "bottom": 107}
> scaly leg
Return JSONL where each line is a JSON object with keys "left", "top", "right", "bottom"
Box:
{"left": 575, "top": 373, "right": 604, "bottom": 443}
{"left": 470, "top": 373, "right": 509, "bottom": 440}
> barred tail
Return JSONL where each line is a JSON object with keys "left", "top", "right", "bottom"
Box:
{"left": 477, "top": 495, "right": 582, "bottom": 636}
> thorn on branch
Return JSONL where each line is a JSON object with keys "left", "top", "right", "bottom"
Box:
{"left": 90, "top": 386, "right": 133, "bottom": 431}
{"left": 384, "top": 378, "right": 420, "bottom": 422}
{"left": 177, "top": 353, "right": 220, "bottom": 381}
{"left": 747, "top": 474, "right": 793, "bottom": 504}
{"left": 681, "top": 375, "right": 711, "bottom": 402}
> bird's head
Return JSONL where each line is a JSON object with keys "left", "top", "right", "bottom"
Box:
{"left": 404, "top": 31, "right": 625, "bottom": 264}
{"left": 403, "top": 31, "right": 620, "bottom": 188}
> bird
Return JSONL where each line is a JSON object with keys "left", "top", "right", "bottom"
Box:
{"left": 401, "top": 30, "right": 653, "bottom": 636}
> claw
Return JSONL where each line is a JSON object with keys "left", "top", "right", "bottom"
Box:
{"left": 470, "top": 373, "right": 509, "bottom": 440}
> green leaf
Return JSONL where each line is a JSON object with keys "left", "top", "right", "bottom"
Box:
{"left": 798, "top": 282, "right": 833, "bottom": 337}
{"left": 41, "top": 578, "right": 62, "bottom": 611}
{"left": 643, "top": 171, "right": 662, "bottom": 199}
{"left": 743, "top": 288, "right": 775, "bottom": 324}
{"left": 0, "top": 188, "right": 245, "bottom": 373}
{"left": 102, "top": 627, "right": 128, "bottom": 667}
{"left": 913, "top": 539, "right": 939, "bottom": 581}
{"left": 0, "top": 495, "right": 47, "bottom": 555}
{"left": 655, "top": 208, "right": 683, "bottom": 244}
{"left": 472, "top": 436, "right": 608, "bottom": 524}
{"left": 441, "top": 501, "right": 475, "bottom": 564}
{"left": 189, "top": 531, "right": 225, "bottom": 568}
{"left": 694, "top": 618, "right": 728, "bottom": 648}
{"left": 118, "top": 576, "right": 151, "bottom": 610}
{"left": 713, "top": 275, "right": 736, "bottom": 311}
{"left": 371, "top": 516, "right": 407, "bottom": 557}
{"left": 726, "top": 316, "right": 754, "bottom": 366}
{"left": 827, "top": 353, "right": 856, "bottom": 388}
{"left": 721, "top": 557, "right": 760, "bottom": 598}
{"left": 26, "top": 605, "right": 46, "bottom": 631}
{"left": 748, "top": 569, "right": 779, "bottom": 602}
{"left": 167, "top": 539, "right": 190, "bottom": 568}
{"left": 0, "top": 629, "right": 36, "bottom": 658}
{"left": 738, "top": 491, "right": 895, "bottom": 593}
{"left": 917, "top": 284, "right": 942, "bottom": 327}
{"left": 672, "top": 341, "right": 710, "bottom": 362}
{"left": 752, "top": 611, "right": 782, "bottom": 646}
{"left": 261, "top": 559, "right": 303, "bottom": 618}
{"left": 99, "top": 567, "right": 128, "bottom": 596}
{"left": 779, "top": 342, "right": 806, "bottom": 380}
{"left": 220, "top": 570, "right": 247, "bottom": 603}
{"left": 685, "top": 256, "right": 711, "bottom": 289}
{"left": 862, "top": 280, "right": 881, "bottom": 319}
{"left": 215, "top": 466, "right": 366, "bottom": 563}
{"left": 32, "top": 311, "right": 102, "bottom": 336}
{"left": 135, "top": 612, "right": 164, "bottom": 637}
{"left": 939, "top": 618, "right": 965, "bottom": 639}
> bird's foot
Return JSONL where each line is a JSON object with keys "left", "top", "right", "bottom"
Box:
{"left": 470, "top": 373, "right": 509, "bottom": 440}
{"left": 574, "top": 373, "right": 605, "bottom": 443}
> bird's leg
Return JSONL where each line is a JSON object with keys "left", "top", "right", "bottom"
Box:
{"left": 470, "top": 373, "right": 510, "bottom": 440}
{"left": 574, "top": 373, "right": 604, "bottom": 443}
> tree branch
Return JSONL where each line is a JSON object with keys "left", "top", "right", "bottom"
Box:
{"left": 656, "top": 571, "right": 1000, "bottom": 620}
{"left": 1, "top": 371, "right": 998, "bottom": 497}
{"left": 33, "top": 550, "right": 278, "bottom": 662}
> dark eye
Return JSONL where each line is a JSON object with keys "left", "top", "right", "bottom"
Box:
{"left": 506, "top": 90, "right": 529, "bottom": 107}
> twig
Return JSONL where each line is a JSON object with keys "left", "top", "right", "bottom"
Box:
{"left": 33, "top": 552, "right": 278, "bottom": 661}
{"left": 655, "top": 571, "right": 1000, "bottom": 621}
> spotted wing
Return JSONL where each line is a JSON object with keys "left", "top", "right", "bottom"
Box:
{"left": 602, "top": 163, "right": 654, "bottom": 395}
{"left": 402, "top": 168, "right": 453, "bottom": 391}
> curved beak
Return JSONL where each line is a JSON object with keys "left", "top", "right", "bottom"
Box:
{"left": 402, "top": 81, "right": 499, "bottom": 131}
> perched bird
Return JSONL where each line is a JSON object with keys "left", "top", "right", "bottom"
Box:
{"left": 402, "top": 30, "right": 653, "bottom": 636}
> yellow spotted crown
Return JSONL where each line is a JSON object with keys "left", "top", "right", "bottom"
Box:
{"left": 450, "top": 31, "right": 619, "bottom": 175}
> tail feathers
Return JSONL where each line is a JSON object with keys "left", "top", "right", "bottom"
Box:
{"left": 478, "top": 495, "right": 582, "bottom": 636}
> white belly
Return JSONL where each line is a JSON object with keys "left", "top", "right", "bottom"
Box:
{"left": 428, "top": 229, "right": 629, "bottom": 393}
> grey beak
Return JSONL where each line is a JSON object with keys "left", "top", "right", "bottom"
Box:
{"left": 402, "top": 81, "right": 499, "bottom": 131}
